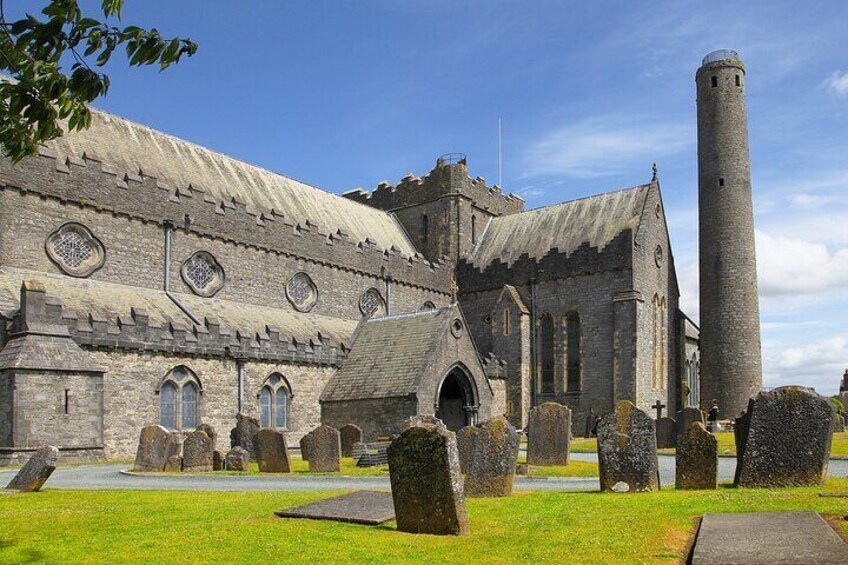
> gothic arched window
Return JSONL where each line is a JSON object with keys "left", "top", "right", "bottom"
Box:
{"left": 652, "top": 295, "right": 668, "bottom": 389}
{"left": 258, "top": 373, "right": 292, "bottom": 430}
{"left": 539, "top": 312, "right": 555, "bottom": 395}
{"left": 158, "top": 366, "right": 202, "bottom": 430}
{"left": 566, "top": 311, "right": 582, "bottom": 392}
{"left": 471, "top": 214, "right": 477, "bottom": 245}
{"left": 160, "top": 381, "right": 177, "bottom": 430}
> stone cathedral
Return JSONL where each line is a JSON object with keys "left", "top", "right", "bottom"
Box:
{"left": 7, "top": 50, "right": 779, "bottom": 464}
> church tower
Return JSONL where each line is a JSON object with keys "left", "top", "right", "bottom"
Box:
{"left": 696, "top": 50, "right": 763, "bottom": 419}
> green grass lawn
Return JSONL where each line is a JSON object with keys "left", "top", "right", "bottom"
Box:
{"left": 2, "top": 479, "right": 846, "bottom": 564}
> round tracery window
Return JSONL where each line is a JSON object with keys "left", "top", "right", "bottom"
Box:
{"left": 654, "top": 245, "right": 664, "bottom": 268}
{"left": 181, "top": 251, "right": 225, "bottom": 297}
{"left": 286, "top": 272, "right": 318, "bottom": 312}
{"left": 359, "top": 287, "right": 386, "bottom": 317}
{"left": 45, "top": 222, "right": 105, "bottom": 277}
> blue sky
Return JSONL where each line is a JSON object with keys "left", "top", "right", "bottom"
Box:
{"left": 18, "top": 1, "right": 848, "bottom": 394}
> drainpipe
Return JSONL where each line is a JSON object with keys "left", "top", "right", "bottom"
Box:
{"left": 529, "top": 276, "right": 538, "bottom": 409}
{"left": 236, "top": 357, "right": 245, "bottom": 414}
{"left": 385, "top": 274, "right": 392, "bottom": 316}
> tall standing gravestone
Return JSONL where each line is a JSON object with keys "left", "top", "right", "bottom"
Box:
{"left": 299, "top": 430, "right": 314, "bottom": 461}
{"left": 253, "top": 429, "right": 291, "bottom": 473}
{"left": 5, "top": 446, "right": 59, "bottom": 492}
{"left": 676, "top": 422, "right": 717, "bottom": 490}
{"left": 456, "top": 425, "right": 479, "bottom": 474}
{"left": 735, "top": 386, "right": 835, "bottom": 488}
{"left": 527, "top": 402, "right": 571, "bottom": 466}
{"left": 465, "top": 417, "right": 519, "bottom": 497}
{"left": 656, "top": 417, "right": 677, "bottom": 449}
{"left": 133, "top": 425, "right": 181, "bottom": 472}
{"left": 596, "top": 401, "right": 659, "bottom": 492}
{"left": 197, "top": 423, "right": 217, "bottom": 445}
{"left": 387, "top": 424, "right": 469, "bottom": 535}
{"left": 309, "top": 425, "right": 342, "bottom": 473}
{"left": 676, "top": 407, "right": 706, "bottom": 436}
{"left": 339, "top": 424, "right": 362, "bottom": 457}
{"left": 230, "top": 413, "right": 260, "bottom": 460}
{"left": 183, "top": 429, "right": 214, "bottom": 472}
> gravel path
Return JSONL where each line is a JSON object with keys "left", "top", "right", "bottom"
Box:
{"left": 2, "top": 453, "right": 846, "bottom": 492}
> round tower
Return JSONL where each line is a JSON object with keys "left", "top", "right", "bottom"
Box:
{"left": 696, "top": 50, "right": 763, "bottom": 419}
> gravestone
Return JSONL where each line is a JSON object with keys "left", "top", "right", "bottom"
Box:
{"left": 675, "top": 422, "right": 717, "bottom": 490}
{"left": 225, "top": 446, "right": 249, "bottom": 472}
{"left": 132, "top": 425, "right": 181, "bottom": 472}
{"left": 197, "top": 423, "right": 217, "bottom": 444}
{"left": 834, "top": 413, "right": 845, "bottom": 433}
{"left": 230, "top": 412, "right": 260, "bottom": 460}
{"left": 527, "top": 402, "right": 571, "bottom": 466}
{"left": 585, "top": 408, "right": 598, "bottom": 437}
{"left": 403, "top": 414, "right": 446, "bottom": 431}
{"left": 735, "top": 386, "right": 835, "bottom": 488}
{"left": 309, "top": 425, "right": 341, "bottom": 473}
{"left": 213, "top": 450, "right": 225, "bottom": 471}
{"left": 183, "top": 429, "right": 214, "bottom": 472}
{"left": 596, "top": 400, "right": 659, "bottom": 492}
{"left": 465, "top": 417, "right": 519, "bottom": 497}
{"left": 353, "top": 441, "right": 390, "bottom": 467}
{"left": 456, "top": 425, "right": 479, "bottom": 474}
{"left": 253, "top": 429, "right": 291, "bottom": 473}
{"left": 300, "top": 430, "right": 314, "bottom": 462}
{"left": 387, "top": 424, "right": 469, "bottom": 535}
{"left": 339, "top": 424, "right": 362, "bottom": 457}
{"left": 676, "top": 407, "right": 706, "bottom": 436}
{"left": 5, "top": 446, "right": 59, "bottom": 492}
{"left": 163, "top": 455, "right": 182, "bottom": 472}
{"left": 656, "top": 417, "right": 677, "bottom": 449}
{"left": 275, "top": 491, "right": 396, "bottom": 525}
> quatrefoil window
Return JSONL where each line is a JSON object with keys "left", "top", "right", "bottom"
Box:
{"left": 181, "top": 251, "right": 225, "bottom": 297}
{"left": 286, "top": 272, "right": 318, "bottom": 312}
{"left": 45, "top": 222, "right": 105, "bottom": 277}
{"left": 359, "top": 287, "right": 386, "bottom": 317}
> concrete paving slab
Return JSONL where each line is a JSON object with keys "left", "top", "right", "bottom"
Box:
{"left": 691, "top": 511, "right": 848, "bottom": 565}
{"left": 275, "top": 490, "right": 395, "bottom": 525}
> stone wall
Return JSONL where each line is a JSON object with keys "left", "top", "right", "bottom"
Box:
{"left": 322, "top": 397, "right": 417, "bottom": 441}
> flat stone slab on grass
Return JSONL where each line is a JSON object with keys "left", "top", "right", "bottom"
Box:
{"left": 691, "top": 512, "right": 848, "bottom": 565}
{"left": 275, "top": 490, "right": 395, "bottom": 525}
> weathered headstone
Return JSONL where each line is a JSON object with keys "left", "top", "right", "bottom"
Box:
{"left": 676, "top": 407, "right": 706, "bottom": 436}
{"left": 403, "top": 414, "right": 446, "bottom": 431}
{"left": 676, "top": 422, "right": 717, "bottom": 490}
{"left": 656, "top": 417, "right": 677, "bottom": 449}
{"left": 225, "top": 446, "right": 249, "bottom": 472}
{"left": 5, "top": 446, "right": 59, "bottom": 492}
{"left": 465, "top": 417, "right": 519, "bottom": 497}
{"left": 230, "top": 412, "right": 260, "bottom": 460}
{"left": 132, "top": 425, "right": 181, "bottom": 472}
{"left": 309, "top": 425, "right": 341, "bottom": 473}
{"left": 299, "top": 430, "right": 314, "bottom": 462}
{"left": 585, "top": 408, "right": 598, "bottom": 437}
{"left": 596, "top": 400, "right": 659, "bottom": 492}
{"left": 163, "top": 454, "right": 183, "bottom": 472}
{"left": 527, "top": 402, "right": 571, "bottom": 466}
{"left": 197, "top": 423, "right": 217, "bottom": 444}
{"left": 735, "top": 386, "right": 835, "bottom": 488}
{"left": 834, "top": 413, "right": 845, "bottom": 433}
{"left": 183, "top": 429, "right": 214, "bottom": 472}
{"left": 353, "top": 441, "right": 390, "bottom": 467}
{"left": 387, "top": 424, "right": 469, "bottom": 535}
{"left": 456, "top": 425, "right": 479, "bottom": 474}
{"left": 339, "top": 424, "right": 362, "bottom": 457}
{"left": 253, "top": 428, "right": 291, "bottom": 473}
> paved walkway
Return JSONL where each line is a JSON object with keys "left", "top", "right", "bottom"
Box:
{"left": 2, "top": 453, "right": 847, "bottom": 492}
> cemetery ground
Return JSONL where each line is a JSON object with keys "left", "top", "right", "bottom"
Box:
{"left": 1, "top": 479, "right": 846, "bottom": 564}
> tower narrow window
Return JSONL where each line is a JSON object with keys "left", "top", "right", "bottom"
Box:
{"left": 471, "top": 215, "right": 477, "bottom": 245}
{"left": 422, "top": 214, "right": 429, "bottom": 243}
{"left": 735, "top": 74, "right": 741, "bottom": 86}
{"left": 64, "top": 389, "right": 70, "bottom": 415}
{"left": 719, "top": 178, "right": 725, "bottom": 187}
{"left": 503, "top": 308, "right": 511, "bottom": 336}
{"left": 539, "top": 313, "right": 555, "bottom": 394}
{"left": 711, "top": 76, "right": 718, "bottom": 88}
{"left": 566, "top": 312, "right": 581, "bottom": 392}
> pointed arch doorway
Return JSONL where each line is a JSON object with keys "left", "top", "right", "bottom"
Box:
{"left": 435, "top": 364, "right": 479, "bottom": 431}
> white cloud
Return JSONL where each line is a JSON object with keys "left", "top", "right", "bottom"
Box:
{"left": 756, "top": 230, "right": 848, "bottom": 298}
{"left": 523, "top": 115, "right": 692, "bottom": 179}
{"left": 763, "top": 335, "right": 848, "bottom": 394}
{"left": 823, "top": 70, "right": 848, "bottom": 96}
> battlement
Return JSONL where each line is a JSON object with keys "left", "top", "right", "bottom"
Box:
{"left": 343, "top": 156, "right": 525, "bottom": 216}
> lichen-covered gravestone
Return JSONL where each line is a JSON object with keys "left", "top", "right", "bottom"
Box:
{"left": 465, "top": 417, "right": 519, "bottom": 497}
{"left": 676, "top": 407, "right": 706, "bottom": 436}
{"left": 735, "top": 386, "right": 835, "bottom": 488}
{"left": 230, "top": 412, "right": 260, "bottom": 460}
{"left": 675, "top": 422, "right": 717, "bottom": 490}
{"left": 225, "top": 447, "right": 249, "bottom": 472}
{"left": 834, "top": 413, "right": 846, "bottom": 433}
{"left": 339, "top": 424, "right": 362, "bottom": 458}
{"left": 163, "top": 455, "right": 182, "bottom": 472}
{"left": 387, "top": 424, "right": 469, "bottom": 535}
{"left": 596, "top": 401, "right": 659, "bottom": 492}
{"left": 527, "top": 402, "right": 571, "bottom": 466}
{"left": 197, "top": 423, "right": 217, "bottom": 445}
{"left": 456, "top": 425, "right": 479, "bottom": 474}
{"left": 309, "top": 425, "right": 341, "bottom": 473}
{"left": 253, "top": 429, "right": 291, "bottom": 473}
{"left": 656, "top": 417, "right": 677, "bottom": 449}
{"left": 5, "top": 446, "right": 59, "bottom": 492}
{"left": 403, "top": 414, "right": 446, "bottom": 431}
{"left": 299, "top": 430, "right": 314, "bottom": 462}
{"left": 212, "top": 449, "right": 225, "bottom": 471}
{"left": 133, "top": 425, "right": 181, "bottom": 472}
{"left": 183, "top": 429, "right": 214, "bottom": 472}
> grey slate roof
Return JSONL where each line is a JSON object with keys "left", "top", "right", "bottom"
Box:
{"left": 44, "top": 110, "right": 417, "bottom": 256}
{"left": 470, "top": 183, "right": 651, "bottom": 267}
{"left": 321, "top": 308, "right": 453, "bottom": 402}
{"left": 0, "top": 332, "right": 104, "bottom": 372}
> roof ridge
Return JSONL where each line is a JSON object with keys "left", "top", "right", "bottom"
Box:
{"left": 508, "top": 182, "right": 651, "bottom": 218}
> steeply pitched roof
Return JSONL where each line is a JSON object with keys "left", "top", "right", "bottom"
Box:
{"left": 321, "top": 308, "right": 454, "bottom": 402}
{"left": 45, "top": 110, "right": 417, "bottom": 256}
{"left": 470, "top": 184, "right": 651, "bottom": 268}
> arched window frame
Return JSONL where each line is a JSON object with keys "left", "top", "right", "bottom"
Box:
{"left": 471, "top": 214, "right": 477, "bottom": 245}
{"left": 565, "top": 311, "right": 582, "bottom": 393}
{"left": 538, "top": 312, "right": 555, "bottom": 395}
{"left": 157, "top": 365, "right": 203, "bottom": 431}
{"left": 257, "top": 373, "right": 293, "bottom": 431}
{"left": 652, "top": 294, "right": 668, "bottom": 390}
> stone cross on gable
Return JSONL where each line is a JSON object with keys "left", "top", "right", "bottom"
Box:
{"left": 652, "top": 400, "right": 666, "bottom": 420}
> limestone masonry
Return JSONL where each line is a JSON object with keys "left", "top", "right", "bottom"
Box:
{"left": 0, "top": 52, "right": 771, "bottom": 464}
